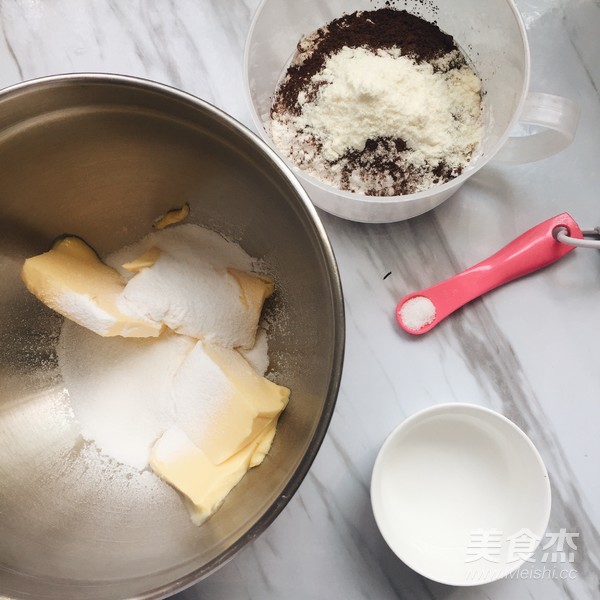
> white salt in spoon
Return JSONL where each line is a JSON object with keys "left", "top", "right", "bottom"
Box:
{"left": 396, "top": 213, "right": 583, "bottom": 335}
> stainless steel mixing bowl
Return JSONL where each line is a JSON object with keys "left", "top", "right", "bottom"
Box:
{"left": 0, "top": 74, "right": 344, "bottom": 600}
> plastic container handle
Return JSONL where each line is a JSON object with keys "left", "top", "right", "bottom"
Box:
{"left": 493, "top": 92, "right": 580, "bottom": 165}
{"left": 396, "top": 213, "right": 583, "bottom": 335}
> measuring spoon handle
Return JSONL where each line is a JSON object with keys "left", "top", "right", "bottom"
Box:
{"left": 397, "top": 212, "right": 583, "bottom": 334}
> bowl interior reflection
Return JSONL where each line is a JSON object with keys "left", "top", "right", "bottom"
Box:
{"left": 0, "top": 75, "right": 344, "bottom": 600}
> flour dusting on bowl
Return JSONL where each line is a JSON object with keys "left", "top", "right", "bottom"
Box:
{"left": 270, "top": 9, "right": 483, "bottom": 196}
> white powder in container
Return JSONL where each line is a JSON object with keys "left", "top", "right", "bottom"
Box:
{"left": 399, "top": 296, "right": 436, "bottom": 331}
{"left": 269, "top": 9, "right": 484, "bottom": 196}
{"left": 289, "top": 47, "right": 482, "bottom": 167}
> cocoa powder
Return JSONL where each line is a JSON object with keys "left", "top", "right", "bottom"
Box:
{"left": 339, "top": 137, "right": 460, "bottom": 196}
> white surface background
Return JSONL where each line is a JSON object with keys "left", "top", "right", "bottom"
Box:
{"left": 1, "top": 0, "right": 598, "bottom": 598}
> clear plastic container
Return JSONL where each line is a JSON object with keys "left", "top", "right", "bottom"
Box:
{"left": 244, "top": 0, "right": 579, "bottom": 223}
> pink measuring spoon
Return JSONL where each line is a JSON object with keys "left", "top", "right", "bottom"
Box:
{"left": 396, "top": 213, "right": 583, "bottom": 335}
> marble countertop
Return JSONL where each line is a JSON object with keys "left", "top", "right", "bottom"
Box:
{"left": 1, "top": 0, "right": 598, "bottom": 598}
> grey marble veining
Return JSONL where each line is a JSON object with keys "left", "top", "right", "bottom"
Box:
{"left": 0, "top": 0, "right": 598, "bottom": 598}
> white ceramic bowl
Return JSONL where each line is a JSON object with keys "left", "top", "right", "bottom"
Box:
{"left": 370, "top": 403, "right": 551, "bottom": 585}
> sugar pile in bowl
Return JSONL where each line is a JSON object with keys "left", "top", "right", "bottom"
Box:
{"left": 23, "top": 215, "right": 289, "bottom": 525}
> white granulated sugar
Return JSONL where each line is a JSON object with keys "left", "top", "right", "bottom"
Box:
{"left": 150, "top": 427, "right": 190, "bottom": 462}
{"left": 107, "top": 224, "right": 254, "bottom": 277}
{"left": 54, "top": 290, "right": 120, "bottom": 336}
{"left": 58, "top": 320, "right": 196, "bottom": 469}
{"left": 170, "top": 340, "right": 235, "bottom": 449}
{"left": 109, "top": 224, "right": 263, "bottom": 349}
{"left": 74, "top": 441, "right": 170, "bottom": 504}
{"left": 57, "top": 223, "right": 274, "bottom": 473}
{"left": 239, "top": 327, "right": 269, "bottom": 376}
{"left": 399, "top": 296, "right": 437, "bottom": 331}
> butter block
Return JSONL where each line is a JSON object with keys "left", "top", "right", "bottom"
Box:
{"left": 228, "top": 267, "right": 273, "bottom": 316}
{"left": 150, "top": 423, "right": 277, "bottom": 525}
{"left": 172, "top": 340, "right": 289, "bottom": 465}
{"left": 21, "top": 237, "right": 162, "bottom": 337}
{"left": 248, "top": 420, "right": 277, "bottom": 468}
{"left": 152, "top": 203, "right": 190, "bottom": 230}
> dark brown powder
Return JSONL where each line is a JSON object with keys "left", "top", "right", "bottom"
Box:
{"left": 338, "top": 137, "right": 461, "bottom": 196}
